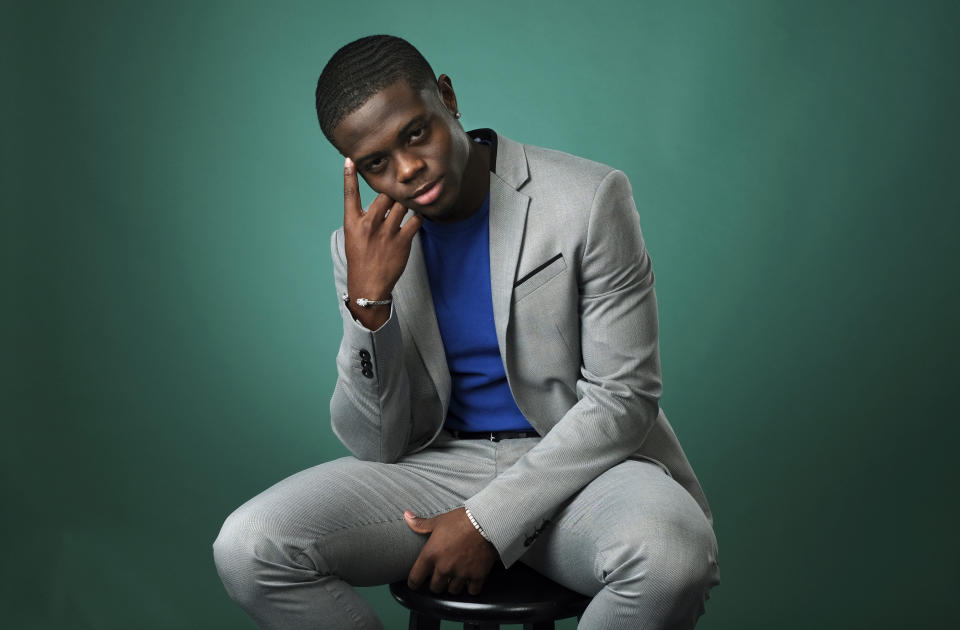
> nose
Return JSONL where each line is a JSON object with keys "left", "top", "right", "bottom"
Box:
{"left": 395, "top": 151, "right": 425, "bottom": 184}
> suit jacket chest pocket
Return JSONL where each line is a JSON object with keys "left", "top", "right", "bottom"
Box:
{"left": 513, "top": 253, "right": 567, "bottom": 302}
{"left": 510, "top": 252, "right": 579, "bottom": 383}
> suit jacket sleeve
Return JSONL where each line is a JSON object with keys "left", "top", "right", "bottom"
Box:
{"left": 328, "top": 228, "right": 414, "bottom": 463}
{"left": 464, "top": 169, "right": 664, "bottom": 567}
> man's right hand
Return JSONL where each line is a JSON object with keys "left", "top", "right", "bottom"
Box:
{"left": 342, "top": 157, "right": 423, "bottom": 330}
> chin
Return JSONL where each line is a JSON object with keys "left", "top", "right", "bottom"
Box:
{"left": 414, "top": 195, "right": 455, "bottom": 220}
{"left": 421, "top": 203, "right": 460, "bottom": 222}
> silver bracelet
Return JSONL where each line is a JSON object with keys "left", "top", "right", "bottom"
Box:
{"left": 341, "top": 292, "right": 392, "bottom": 308}
{"left": 464, "top": 507, "right": 490, "bottom": 542}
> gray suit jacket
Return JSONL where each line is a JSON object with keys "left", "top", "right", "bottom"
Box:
{"left": 329, "top": 130, "right": 712, "bottom": 567}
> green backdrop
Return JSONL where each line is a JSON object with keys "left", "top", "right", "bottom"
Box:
{"left": 5, "top": 1, "right": 958, "bottom": 628}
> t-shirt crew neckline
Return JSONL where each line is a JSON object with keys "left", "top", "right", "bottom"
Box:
{"left": 419, "top": 192, "right": 491, "bottom": 238}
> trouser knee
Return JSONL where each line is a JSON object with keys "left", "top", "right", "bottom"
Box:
{"left": 601, "top": 517, "right": 719, "bottom": 614}
{"left": 212, "top": 506, "right": 312, "bottom": 607}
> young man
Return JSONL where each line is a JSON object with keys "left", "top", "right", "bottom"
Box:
{"left": 214, "top": 35, "right": 720, "bottom": 629}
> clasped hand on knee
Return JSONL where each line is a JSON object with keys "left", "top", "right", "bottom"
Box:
{"left": 404, "top": 507, "right": 497, "bottom": 595}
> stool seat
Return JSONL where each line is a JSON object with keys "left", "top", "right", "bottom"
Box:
{"left": 390, "top": 563, "right": 590, "bottom": 629}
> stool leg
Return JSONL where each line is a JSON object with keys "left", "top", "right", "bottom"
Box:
{"left": 409, "top": 611, "right": 441, "bottom": 630}
{"left": 464, "top": 622, "right": 498, "bottom": 630}
{"left": 523, "top": 623, "right": 555, "bottom": 630}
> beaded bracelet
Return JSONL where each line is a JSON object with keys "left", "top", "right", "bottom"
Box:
{"left": 464, "top": 507, "right": 490, "bottom": 542}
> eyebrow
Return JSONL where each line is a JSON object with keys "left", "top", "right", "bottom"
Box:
{"left": 355, "top": 114, "right": 428, "bottom": 165}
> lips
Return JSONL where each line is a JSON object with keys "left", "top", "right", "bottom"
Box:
{"left": 411, "top": 177, "right": 444, "bottom": 206}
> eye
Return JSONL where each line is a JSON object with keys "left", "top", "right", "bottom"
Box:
{"left": 365, "top": 157, "right": 386, "bottom": 173}
{"left": 409, "top": 125, "right": 426, "bottom": 142}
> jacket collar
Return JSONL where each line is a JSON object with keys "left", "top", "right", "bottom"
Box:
{"left": 468, "top": 128, "right": 530, "bottom": 190}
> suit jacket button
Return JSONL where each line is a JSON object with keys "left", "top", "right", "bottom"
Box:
{"left": 523, "top": 536, "right": 534, "bottom": 547}
{"left": 361, "top": 359, "right": 372, "bottom": 370}
{"left": 362, "top": 368, "right": 373, "bottom": 379}
{"left": 359, "top": 349, "right": 371, "bottom": 360}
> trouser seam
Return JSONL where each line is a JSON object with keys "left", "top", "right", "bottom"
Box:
{"left": 320, "top": 574, "right": 370, "bottom": 629}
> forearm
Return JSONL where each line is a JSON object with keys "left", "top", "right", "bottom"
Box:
{"left": 329, "top": 229, "right": 415, "bottom": 462}
{"left": 465, "top": 381, "right": 660, "bottom": 566}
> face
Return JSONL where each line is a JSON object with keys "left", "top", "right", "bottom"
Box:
{"left": 330, "top": 77, "right": 473, "bottom": 221}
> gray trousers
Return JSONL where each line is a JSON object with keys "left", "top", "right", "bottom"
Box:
{"left": 213, "top": 432, "right": 720, "bottom": 629}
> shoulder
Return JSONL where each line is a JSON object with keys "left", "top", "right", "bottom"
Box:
{"left": 505, "top": 139, "right": 636, "bottom": 237}
{"left": 330, "top": 226, "right": 345, "bottom": 250}
{"left": 516, "top": 140, "right": 633, "bottom": 209}
{"left": 524, "top": 143, "right": 614, "bottom": 183}
{"left": 330, "top": 226, "right": 346, "bottom": 268}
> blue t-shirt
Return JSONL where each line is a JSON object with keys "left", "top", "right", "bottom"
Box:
{"left": 419, "top": 193, "right": 534, "bottom": 433}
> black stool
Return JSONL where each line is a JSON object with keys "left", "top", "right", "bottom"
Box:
{"left": 389, "top": 563, "right": 590, "bottom": 629}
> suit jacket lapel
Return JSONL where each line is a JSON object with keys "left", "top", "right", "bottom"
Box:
{"left": 488, "top": 132, "right": 532, "bottom": 355}
{"left": 488, "top": 173, "right": 530, "bottom": 358}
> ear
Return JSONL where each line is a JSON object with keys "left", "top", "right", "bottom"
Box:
{"left": 436, "top": 74, "right": 459, "bottom": 118}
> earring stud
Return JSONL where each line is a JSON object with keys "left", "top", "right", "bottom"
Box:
{"left": 454, "top": 111, "right": 462, "bottom": 119}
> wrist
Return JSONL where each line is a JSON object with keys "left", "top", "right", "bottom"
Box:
{"left": 342, "top": 284, "right": 393, "bottom": 330}
{"left": 346, "top": 277, "right": 393, "bottom": 302}
{"left": 346, "top": 302, "right": 391, "bottom": 331}
{"left": 342, "top": 291, "right": 392, "bottom": 309}
{"left": 464, "top": 507, "right": 491, "bottom": 543}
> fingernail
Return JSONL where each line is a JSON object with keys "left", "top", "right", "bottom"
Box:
{"left": 345, "top": 157, "right": 353, "bottom": 169}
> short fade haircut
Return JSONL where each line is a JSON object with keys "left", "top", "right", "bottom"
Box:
{"left": 315, "top": 35, "right": 438, "bottom": 147}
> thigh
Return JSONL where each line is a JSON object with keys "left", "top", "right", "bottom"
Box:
{"left": 519, "top": 459, "right": 719, "bottom": 596}
{"left": 220, "top": 442, "right": 494, "bottom": 586}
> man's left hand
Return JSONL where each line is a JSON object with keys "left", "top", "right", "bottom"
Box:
{"left": 404, "top": 507, "right": 497, "bottom": 595}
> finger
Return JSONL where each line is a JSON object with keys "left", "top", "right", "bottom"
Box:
{"left": 467, "top": 576, "right": 486, "bottom": 596}
{"left": 366, "top": 193, "right": 393, "bottom": 226}
{"left": 384, "top": 200, "right": 407, "bottom": 230}
{"left": 361, "top": 193, "right": 398, "bottom": 229}
{"left": 407, "top": 552, "right": 432, "bottom": 590}
{"left": 399, "top": 212, "right": 424, "bottom": 238}
{"left": 429, "top": 570, "right": 451, "bottom": 594}
{"left": 447, "top": 576, "right": 467, "bottom": 595}
{"left": 403, "top": 510, "right": 434, "bottom": 535}
{"left": 343, "top": 158, "right": 363, "bottom": 220}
